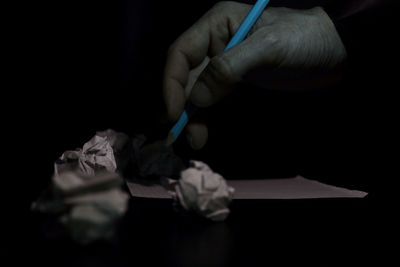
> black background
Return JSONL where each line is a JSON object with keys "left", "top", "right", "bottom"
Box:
{"left": 17, "top": 0, "right": 397, "bottom": 199}
{"left": 7, "top": 0, "right": 398, "bottom": 266}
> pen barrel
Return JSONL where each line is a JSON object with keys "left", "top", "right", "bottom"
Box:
{"left": 225, "top": 0, "right": 270, "bottom": 51}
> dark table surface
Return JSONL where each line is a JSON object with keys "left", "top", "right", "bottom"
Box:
{"left": 23, "top": 192, "right": 381, "bottom": 267}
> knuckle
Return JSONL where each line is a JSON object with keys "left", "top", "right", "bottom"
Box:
{"left": 262, "top": 29, "right": 280, "bottom": 44}
{"left": 256, "top": 26, "right": 281, "bottom": 46}
{"left": 212, "top": 1, "right": 230, "bottom": 11}
{"left": 210, "top": 1, "right": 237, "bottom": 15}
{"left": 208, "top": 56, "right": 235, "bottom": 84}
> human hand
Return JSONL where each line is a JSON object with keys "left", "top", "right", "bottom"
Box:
{"left": 163, "top": 1, "right": 346, "bottom": 149}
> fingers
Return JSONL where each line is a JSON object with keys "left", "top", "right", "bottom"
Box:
{"left": 163, "top": 50, "right": 190, "bottom": 122}
{"left": 162, "top": 13, "right": 212, "bottom": 121}
{"left": 162, "top": 2, "right": 257, "bottom": 150}
{"left": 185, "top": 122, "right": 208, "bottom": 150}
{"left": 190, "top": 28, "right": 276, "bottom": 107}
{"left": 163, "top": 2, "right": 252, "bottom": 121}
{"left": 184, "top": 57, "right": 210, "bottom": 98}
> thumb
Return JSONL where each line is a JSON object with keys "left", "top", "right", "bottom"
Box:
{"left": 189, "top": 37, "right": 265, "bottom": 108}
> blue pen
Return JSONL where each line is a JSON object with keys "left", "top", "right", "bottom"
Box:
{"left": 166, "top": 0, "right": 270, "bottom": 146}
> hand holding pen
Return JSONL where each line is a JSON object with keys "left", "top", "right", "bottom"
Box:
{"left": 163, "top": 1, "right": 346, "bottom": 149}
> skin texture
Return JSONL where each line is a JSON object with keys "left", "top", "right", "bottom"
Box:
{"left": 163, "top": 1, "right": 347, "bottom": 150}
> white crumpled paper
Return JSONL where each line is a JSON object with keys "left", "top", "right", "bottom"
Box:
{"left": 32, "top": 130, "right": 130, "bottom": 244}
{"left": 58, "top": 171, "right": 129, "bottom": 244}
{"left": 55, "top": 135, "right": 116, "bottom": 176}
{"left": 32, "top": 170, "right": 129, "bottom": 244}
{"left": 173, "top": 161, "right": 235, "bottom": 221}
{"left": 54, "top": 129, "right": 131, "bottom": 176}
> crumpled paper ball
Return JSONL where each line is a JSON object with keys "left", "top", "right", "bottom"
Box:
{"left": 32, "top": 171, "right": 129, "bottom": 244}
{"left": 57, "top": 174, "right": 129, "bottom": 244}
{"left": 96, "top": 129, "right": 133, "bottom": 175}
{"left": 33, "top": 129, "right": 131, "bottom": 244}
{"left": 54, "top": 129, "right": 131, "bottom": 176}
{"left": 174, "top": 161, "right": 235, "bottom": 221}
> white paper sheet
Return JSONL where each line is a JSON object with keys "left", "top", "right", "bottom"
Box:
{"left": 126, "top": 176, "right": 367, "bottom": 199}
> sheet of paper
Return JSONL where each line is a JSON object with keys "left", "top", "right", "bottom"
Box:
{"left": 126, "top": 176, "right": 367, "bottom": 199}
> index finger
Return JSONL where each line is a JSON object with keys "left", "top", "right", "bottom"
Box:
{"left": 162, "top": 19, "right": 211, "bottom": 121}
{"left": 163, "top": 2, "right": 252, "bottom": 121}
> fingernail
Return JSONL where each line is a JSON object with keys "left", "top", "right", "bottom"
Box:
{"left": 190, "top": 81, "right": 213, "bottom": 108}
